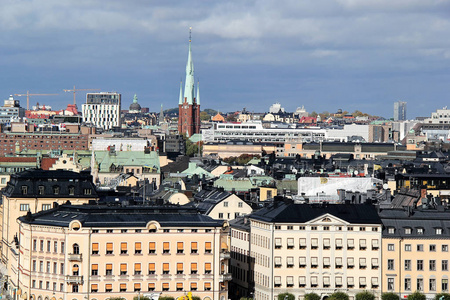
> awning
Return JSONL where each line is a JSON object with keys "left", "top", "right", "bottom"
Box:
{"left": 287, "top": 257, "right": 294, "bottom": 265}
{"left": 336, "top": 257, "right": 342, "bottom": 266}
{"left": 299, "top": 276, "right": 306, "bottom": 285}
{"left": 311, "top": 238, "right": 318, "bottom": 247}
{"left": 163, "top": 263, "right": 169, "bottom": 271}
{"left": 120, "top": 264, "right": 127, "bottom": 272}
{"left": 299, "top": 257, "right": 306, "bottom": 265}
{"left": 359, "top": 258, "right": 366, "bottom": 267}
{"left": 336, "top": 277, "right": 342, "bottom": 285}
{"left": 371, "top": 258, "right": 379, "bottom": 267}
{"left": 323, "top": 276, "right": 330, "bottom": 285}
{"left": 178, "top": 242, "right": 184, "bottom": 250}
{"left": 359, "top": 239, "right": 367, "bottom": 247}
{"left": 323, "top": 238, "right": 330, "bottom": 247}
{"left": 121, "top": 242, "right": 127, "bottom": 251}
{"left": 191, "top": 263, "right": 197, "bottom": 271}
{"left": 347, "top": 239, "right": 354, "bottom": 247}
{"left": 287, "top": 276, "right": 294, "bottom": 285}
{"left": 347, "top": 257, "right": 354, "bottom": 266}
{"left": 274, "top": 277, "right": 281, "bottom": 285}
{"left": 135, "top": 242, "right": 142, "bottom": 251}
{"left": 311, "top": 276, "right": 318, "bottom": 285}
{"left": 372, "top": 239, "right": 379, "bottom": 247}
{"left": 287, "top": 238, "right": 294, "bottom": 247}
{"left": 299, "top": 238, "right": 306, "bottom": 247}
{"left": 336, "top": 238, "right": 343, "bottom": 247}
{"left": 275, "top": 238, "right": 282, "bottom": 247}
{"left": 135, "top": 263, "right": 141, "bottom": 272}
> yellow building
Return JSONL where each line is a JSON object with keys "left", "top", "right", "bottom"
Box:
{"left": 14, "top": 205, "right": 231, "bottom": 300}
{"left": 380, "top": 207, "right": 450, "bottom": 298}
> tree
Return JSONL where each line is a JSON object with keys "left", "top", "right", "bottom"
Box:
{"left": 435, "top": 294, "right": 450, "bottom": 300}
{"left": 329, "top": 292, "right": 349, "bottom": 300}
{"left": 356, "top": 291, "right": 375, "bottom": 300}
{"left": 134, "top": 297, "right": 151, "bottom": 300}
{"left": 200, "top": 111, "right": 210, "bottom": 121}
{"left": 159, "top": 297, "right": 175, "bottom": 300}
{"left": 277, "top": 293, "right": 295, "bottom": 300}
{"left": 407, "top": 292, "right": 426, "bottom": 300}
{"left": 305, "top": 293, "right": 320, "bottom": 300}
{"left": 381, "top": 293, "right": 399, "bottom": 300}
{"left": 310, "top": 111, "right": 318, "bottom": 117}
{"left": 226, "top": 114, "right": 237, "bottom": 122}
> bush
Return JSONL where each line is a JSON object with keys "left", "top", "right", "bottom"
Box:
{"left": 435, "top": 294, "right": 450, "bottom": 300}
{"left": 110, "top": 298, "right": 125, "bottom": 300}
{"left": 192, "top": 296, "right": 201, "bottom": 300}
{"left": 382, "top": 293, "right": 399, "bottom": 300}
{"left": 356, "top": 291, "right": 375, "bottom": 300}
{"left": 407, "top": 292, "right": 426, "bottom": 300}
{"left": 305, "top": 293, "right": 320, "bottom": 300}
{"left": 278, "top": 293, "right": 295, "bottom": 300}
{"left": 134, "top": 297, "right": 151, "bottom": 300}
{"left": 329, "top": 292, "right": 349, "bottom": 300}
{"left": 159, "top": 297, "right": 175, "bottom": 300}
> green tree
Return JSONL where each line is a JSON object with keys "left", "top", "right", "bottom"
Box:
{"left": 407, "top": 292, "right": 426, "bottom": 300}
{"left": 310, "top": 111, "right": 318, "bottom": 117}
{"left": 329, "top": 292, "right": 349, "bottom": 300}
{"left": 356, "top": 291, "right": 375, "bottom": 300}
{"left": 110, "top": 298, "right": 125, "bottom": 300}
{"left": 304, "top": 293, "right": 320, "bottom": 300}
{"left": 134, "top": 297, "right": 151, "bottom": 300}
{"left": 191, "top": 296, "right": 201, "bottom": 300}
{"left": 159, "top": 297, "right": 175, "bottom": 300}
{"left": 226, "top": 114, "right": 237, "bottom": 122}
{"left": 277, "top": 293, "right": 295, "bottom": 300}
{"left": 200, "top": 111, "right": 210, "bottom": 121}
{"left": 381, "top": 293, "right": 399, "bottom": 300}
{"left": 435, "top": 294, "right": 450, "bottom": 300}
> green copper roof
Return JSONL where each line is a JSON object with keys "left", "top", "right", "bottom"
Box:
{"left": 181, "top": 162, "right": 213, "bottom": 178}
{"left": 178, "top": 81, "right": 183, "bottom": 105}
{"left": 183, "top": 30, "right": 195, "bottom": 105}
{"left": 94, "top": 150, "right": 160, "bottom": 173}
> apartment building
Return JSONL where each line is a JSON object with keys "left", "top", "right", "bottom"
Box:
{"left": 82, "top": 92, "right": 121, "bottom": 130}
{"left": 244, "top": 202, "right": 382, "bottom": 300}
{"left": 0, "top": 169, "right": 99, "bottom": 277}
{"left": 13, "top": 205, "right": 230, "bottom": 300}
{"left": 379, "top": 207, "right": 450, "bottom": 298}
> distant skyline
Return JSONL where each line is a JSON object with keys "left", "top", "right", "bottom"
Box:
{"left": 1, "top": 1, "right": 450, "bottom": 119}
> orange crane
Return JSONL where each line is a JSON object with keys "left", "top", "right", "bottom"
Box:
{"left": 63, "top": 86, "right": 100, "bottom": 105}
{"left": 14, "top": 91, "right": 58, "bottom": 110}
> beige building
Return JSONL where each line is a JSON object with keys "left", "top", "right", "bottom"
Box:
{"left": 13, "top": 205, "right": 231, "bottom": 300}
{"left": 244, "top": 203, "right": 382, "bottom": 300}
{"left": 203, "top": 142, "right": 275, "bottom": 159}
{"left": 380, "top": 207, "right": 450, "bottom": 298}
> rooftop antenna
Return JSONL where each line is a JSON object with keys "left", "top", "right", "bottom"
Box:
{"left": 189, "top": 26, "right": 192, "bottom": 42}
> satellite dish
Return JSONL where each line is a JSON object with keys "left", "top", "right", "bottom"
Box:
{"left": 354, "top": 170, "right": 359, "bottom": 175}
{"left": 383, "top": 183, "right": 389, "bottom": 190}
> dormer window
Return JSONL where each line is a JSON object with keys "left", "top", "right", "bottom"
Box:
{"left": 436, "top": 228, "right": 443, "bottom": 235}
{"left": 404, "top": 228, "right": 412, "bottom": 235}
{"left": 388, "top": 227, "right": 395, "bottom": 234}
{"left": 21, "top": 185, "right": 28, "bottom": 195}
{"left": 417, "top": 228, "right": 424, "bottom": 235}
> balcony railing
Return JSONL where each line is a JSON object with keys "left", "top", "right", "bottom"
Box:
{"left": 65, "top": 275, "right": 83, "bottom": 284}
{"left": 220, "top": 252, "right": 231, "bottom": 260}
{"left": 220, "top": 273, "right": 232, "bottom": 281}
{"left": 68, "top": 253, "right": 82, "bottom": 262}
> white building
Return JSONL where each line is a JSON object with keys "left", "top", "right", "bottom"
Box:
{"left": 82, "top": 92, "right": 121, "bottom": 130}
{"left": 421, "top": 107, "right": 450, "bottom": 141}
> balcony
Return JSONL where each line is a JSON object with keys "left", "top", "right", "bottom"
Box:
{"left": 65, "top": 275, "right": 83, "bottom": 284}
{"left": 220, "top": 252, "right": 231, "bottom": 260}
{"left": 220, "top": 273, "right": 232, "bottom": 281}
{"left": 68, "top": 253, "right": 82, "bottom": 262}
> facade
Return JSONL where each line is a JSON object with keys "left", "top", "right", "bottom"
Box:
{"left": 82, "top": 92, "right": 121, "bottom": 130}
{"left": 241, "top": 203, "right": 382, "bottom": 300}
{"left": 394, "top": 101, "right": 407, "bottom": 121}
{"left": 0, "top": 132, "right": 89, "bottom": 156}
{"left": 0, "top": 95, "right": 25, "bottom": 123}
{"left": 14, "top": 205, "right": 230, "bottom": 300}
{"left": 178, "top": 33, "right": 200, "bottom": 137}
{"left": 422, "top": 107, "right": 450, "bottom": 141}
{"left": 203, "top": 141, "right": 276, "bottom": 159}
{"left": 379, "top": 207, "right": 450, "bottom": 298}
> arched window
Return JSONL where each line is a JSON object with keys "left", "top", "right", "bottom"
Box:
{"left": 73, "top": 244, "right": 80, "bottom": 255}
{"left": 72, "top": 264, "right": 79, "bottom": 276}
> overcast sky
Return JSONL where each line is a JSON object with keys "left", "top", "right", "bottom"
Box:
{"left": 1, "top": 0, "right": 450, "bottom": 119}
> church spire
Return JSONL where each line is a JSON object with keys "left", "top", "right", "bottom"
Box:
{"left": 183, "top": 27, "right": 195, "bottom": 105}
{"left": 196, "top": 80, "right": 200, "bottom": 105}
{"left": 178, "top": 80, "right": 183, "bottom": 104}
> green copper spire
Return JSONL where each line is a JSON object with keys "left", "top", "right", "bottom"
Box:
{"left": 133, "top": 94, "right": 138, "bottom": 103}
{"left": 196, "top": 80, "right": 200, "bottom": 105}
{"left": 178, "top": 80, "right": 183, "bottom": 105}
{"left": 183, "top": 27, "right": 195, "bottom": 105}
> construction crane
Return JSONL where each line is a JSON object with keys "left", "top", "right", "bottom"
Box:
{"left": 14, "top": 91, "right": 58, "bottom": 110}
{"left": 63, "top": 86, "right": 100, "bottom": 105}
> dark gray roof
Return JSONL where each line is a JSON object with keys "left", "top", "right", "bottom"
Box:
{"left": 250, "top": 202, "right": 381, "bottom": 224}
{"left": 229, "top": 216, "right": 250, "bottom": 232}
{"left": 19, "top": 204, "right": 223, "bottom": 228}
{"left": 379, "top": 208, "right": 450, "bottom": 238}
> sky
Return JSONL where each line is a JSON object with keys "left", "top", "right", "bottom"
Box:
{"left": 1, "top": 0, "right": 450, "bottom": 119}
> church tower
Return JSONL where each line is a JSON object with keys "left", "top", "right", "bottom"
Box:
{"left": 178, "top": 28, "right": 201, "bottom": 137}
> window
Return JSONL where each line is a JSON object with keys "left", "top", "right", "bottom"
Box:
{"left": 405, "top": 278, "right": 411, "bottom": 291}
{"left": 120, "top": 283, "right": 127, "bottom": 292}
{"left": 42, "top": 204, "right": 51, "bottom": 211}
{"left": 405, "top": 260, "right": 411, "bottom": 271}
{"left": 106, "top": 264, "right": 113, "bottom": 275}
{"left": 191, "top": 263, "right": 197, "bottom": 274}
{"left": 205, "top": 262, "right": 211, "bottom": 274}
{"left": 287, "top": 238, "right": 294, "bottom": 249}
{"left": 148, "top": 283, "right": 155, "bottom": 291}
{"left": 106, "top": 243, "right": 113, "bottom": 254}
{"left": 436, "top": 228, "right": 443, "bottom": 235}
{"left": 430, "top": 278, "right": 436, "bottom": 291}
{"left": 430, "top": 260, "right": 436, "bottom": 271}
{"left": 163, "top": 242, "right": 170, "bottom": 254}
{"left": 223, "top": 202, "right": 228, "bottom": 207}
{"left": 204, "top": 282, "right": 211, "bottom": 291}
{"left": 53, "top": 186, "right": 59, "bottom": 195}
{"left": 388, "top": 259, "right": 394, "bottom": 270}
{"left": 21, "top": 185, "right": 28, "bottom": 195}
{"left": 417, "top": 228, "right": 424, "bottom": 234}
{"left": 163, "top": 263, "right": 169, "bottom": 274}
{"left": 443, "top": 260, "right": 448, "bottom": 271}
{"left": 72, "top": 285, "right": 78, "bottom": 293}
{"left": 443, "top": 279, "right": 449, "bottom": 292}
{"left": 72, "top": 243, "right": 80, "bottom": 254}
{"left": 91, "top": 284, "right": 98, "bottom": 293}
{"left": 417, "top": 278, "right": 424, "bottom": 291}
{"left": 405, "top": 227, "right": 412, "bottom": 234}
{"left": 39, "top": 261, "right": 43, "bottom": 272}
{"left": 53, "top": 262, "right": 57, "bottom": 274}
{"left": 388, "top": 227, "right": 395, "bottom": 234}
{"left": 120, "top": 263, "right": 127, "bottom": 275}
{"left": 311, "top": 226, "right": 317, "bottom": 230}
{"left": 177, "top": 242, "right": 184, "bottom": 254}
{"left": 91, "top": 264, "right": 98, "bottom": 276}
{"left": 443, "top": 245, "right": 449, "bottom": 252}
{"left": 388, "top": 244, "right": 394, "bottom": 251}
{"left": 430, "top": 244, "right": 436, "bottom": 252}
{"left": 287, "top": 226, "right": 293, "bottom": 230}
{"left": 148, "top": 263, "right": 155, "bottom": 274}
{"left": 20, "top": 204, "right": 29, "bottom": 211}
{"left": 191, "top": 242, "right": 198, "bottom": 254}
{"left": 135, "top": 242, "right": 142, "bottom": 254}
{"left": 205, "top": 242, "right": 212, "bottom": 253}
{"left": 33, "top": 240, "right": 37, "bottom": 251}
{"left": 60, "top": 263, "right": 64, "bottom": 275}
{"left": 134, "top": 263, "right": 141, "bottom": 275}
{"left": 92, "top": 243, "right": 99, "bottom": 255}
{"left": 417, "top": 260, "right": 423, "bottom": 271}
{"left": 405, "top": 244, "right": 411, "bottom": 251}
{"left": 238, "top": 202, "right": 243, "bottom": 208}
{"left": 54, "top": 241, "right": 58, "bottom": 253}
{"left": 177, "top": 263, "right": 183, "bottom": 274}
{"left": 388, "top": 278, "right": 394, "bottom": 290}
{"left": 417, "top": 244, "right": 424, "bottom": 251}
{"left": 121, "top": 242, "right": 128, "bottom": 254}
{"left": 218, "top": 213, "right": 223, "bottom": 219}
{"left": 176, "top": 283, "right": 183, "bottom": 291}
{"left": 105, "top": 283, "right": 113, "bottom": 292}
{"left": 149, "top": 242, "right": 156, "bottom": 254}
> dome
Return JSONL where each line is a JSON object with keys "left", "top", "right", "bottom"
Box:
{"left": 129, "top": 94, "right": 141, "bottom": 112}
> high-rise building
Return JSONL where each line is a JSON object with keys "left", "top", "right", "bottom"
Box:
{"left": 178, "top": 29, "right": 201, "bottom": 137}
{"left": 82, "top": 92, "right": 121, "bottom": 130}
{"left": 394, "top": 101, "right": 407, "bottom": 121}
{"left": 0, "top": 95, "right": 25, "bottom": 124}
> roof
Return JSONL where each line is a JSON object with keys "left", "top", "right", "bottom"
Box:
{"left": 19, "top": 204, "right": 224, "bottom": 228}
{"left": 94, "top": 150, "right": 160, "bottom": 173}
{"left": 250, "top": 202, "right": 382, "bottom": 224}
